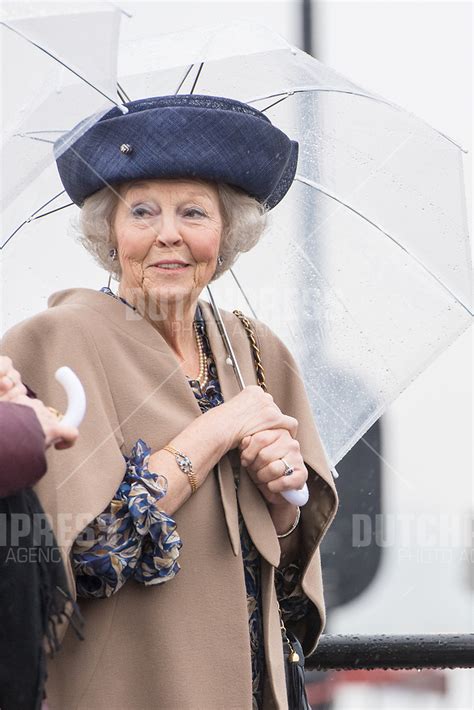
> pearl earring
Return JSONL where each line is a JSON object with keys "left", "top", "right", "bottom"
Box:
{"left": 217, "top": 255, "right": 223, "bottom": 266}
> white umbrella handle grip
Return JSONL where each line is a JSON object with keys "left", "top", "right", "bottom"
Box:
{"left": 281, "top": 484, "right": 309, "bottom": 507}
{"left": 54, "top": 367, "right": 86, "bottom": 428}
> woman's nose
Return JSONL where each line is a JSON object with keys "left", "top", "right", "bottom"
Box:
{"left": 153, "top": 217, "right": 183, "bottom": 246}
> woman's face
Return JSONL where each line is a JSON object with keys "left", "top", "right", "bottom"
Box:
{"left": 113, "top": 179, "right": 223, "bottom": 310}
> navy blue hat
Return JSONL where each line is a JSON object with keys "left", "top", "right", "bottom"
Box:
{"left": 55, "top": 94, "right": 298, "bottom": 210}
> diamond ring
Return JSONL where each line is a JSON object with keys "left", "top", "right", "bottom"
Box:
{"left": 280, "top": 458, "right": 295, "bottom": 477}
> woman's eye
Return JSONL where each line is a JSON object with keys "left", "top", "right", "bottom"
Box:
{"left": 184, "top": 208, "right": 205, "bottom": 218}
{"left": 131, "top": 205, "right": 153, "bottom": 218}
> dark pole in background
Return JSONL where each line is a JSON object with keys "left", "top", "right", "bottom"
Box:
{"left": 298, "top": 0, "right": 383, "bottom": 617}
{"left": 302, "top": 0, "right": 314, "bottom": 55}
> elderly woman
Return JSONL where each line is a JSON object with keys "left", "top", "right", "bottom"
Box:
{"left": 1, "top": 95, "right": 338, "bottom": 709}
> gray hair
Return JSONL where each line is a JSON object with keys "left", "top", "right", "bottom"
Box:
{"left": 76, "top": 180, "right": 268, "bottom": 282}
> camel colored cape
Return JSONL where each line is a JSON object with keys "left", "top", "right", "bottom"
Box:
{"left": 1, "top": 288, "right": 338, "bottom": 710}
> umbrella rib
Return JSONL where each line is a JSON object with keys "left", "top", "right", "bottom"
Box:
{"left": 259, "top": 95, "right": 290, "bottom": 113}
{"left": 9, "top": 129, "right": 67, "bottom": 145}
{"left": 246, "top": 88, "right": 467, "bottom": 153}
{"left": 117, "top": 82, "right": 131, "bottom": 103}
{"left": 229, "top": 268, "right": 258, "bottom": 318}
{"left": 1, "top": 221, "right": 30, "bottom": 250}
{"left": 295, "top": 174, "right": 473, "bottom": 317}
{"left": 1, "top": 21, "right": 125, "bottom": 111}
{"left": 175, "top": 64, "right": 194, "bottom": 94}
{"left": 30, "top": 202, "right": 74, "bottom": 221}
{"left": 14, "top": 134, "right": 56, "bottom": 144}
{"left": 190, "top": 63, "right": 204, "bottom": 94}
{"left": 15, "top": 130, "right": 65, "bottom": 134}
{"left": 109, "top": 2, "right": 133, "bottom": 17}
{"left": 1, "top": 190, "right": 68, "bottom": 250}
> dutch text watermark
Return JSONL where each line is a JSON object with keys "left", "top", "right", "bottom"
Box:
{"left": 352, "top": 512, "right": 473, "bottom": 552}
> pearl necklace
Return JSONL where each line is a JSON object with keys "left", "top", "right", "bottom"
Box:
{"left": 194, "top": 321, "right": 209, "bottom": 389}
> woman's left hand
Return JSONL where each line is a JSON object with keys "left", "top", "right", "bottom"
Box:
{"left": 239, "top": 428, "right": 308, "bottom": 506}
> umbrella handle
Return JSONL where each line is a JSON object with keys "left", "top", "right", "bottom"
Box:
{"left": 280, "top": 483, "right": 309, "bottom": 508}
{"left": 55, "top": 366, "right": 86, "bottom": 428}
{"left": 281, "top": 485, "right": 309, "bottom": 507}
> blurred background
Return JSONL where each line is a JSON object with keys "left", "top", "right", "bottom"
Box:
{"left": 1, "top": 1, "right": 472, "bottom": 708}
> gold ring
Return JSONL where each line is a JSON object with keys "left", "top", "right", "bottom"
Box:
{"left": 47, "top": 406, "right": 64, "bottom": 421}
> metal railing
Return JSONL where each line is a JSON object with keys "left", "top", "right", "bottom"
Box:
{"left": 307, "top": 634, "right": 474, "bottom": 670}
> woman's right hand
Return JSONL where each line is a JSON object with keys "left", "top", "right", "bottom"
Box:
{"left": 220, "top": 385, "right": 298, "bottom": 450}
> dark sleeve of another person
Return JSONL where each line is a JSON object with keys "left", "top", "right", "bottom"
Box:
{"left": 0, "top": 402, "right": 47, "bottom": 498}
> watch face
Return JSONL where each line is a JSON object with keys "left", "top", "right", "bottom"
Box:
{"left": 178, "top": 455, "right": 193, "bottom": 474}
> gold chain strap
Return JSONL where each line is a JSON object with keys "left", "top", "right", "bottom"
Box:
{"left": 232, "top": 310, "right": 267, "bottom": 392}
{"left": 277, "top": 599, "right": 300, "bottom": 663}
{"left": 232, "top": 310, "right": 299, "bottom": 661}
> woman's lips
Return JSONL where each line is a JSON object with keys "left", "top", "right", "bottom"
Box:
{"left": 152, "top": 262, "right": 190, "bottom": 272}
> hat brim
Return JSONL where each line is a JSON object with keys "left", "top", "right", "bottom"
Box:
{"left": 55, "top": 95, "right": 298, "bottom": 210}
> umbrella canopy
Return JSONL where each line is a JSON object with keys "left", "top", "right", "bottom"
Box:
{"left": 1, "top": 20, "right": 471, "bottom": 469}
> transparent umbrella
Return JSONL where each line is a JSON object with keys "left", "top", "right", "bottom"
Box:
{"left": 117, "top": 21, "right": 472, "bottom": 468}
{"left": 2, "top": 20, "right": 472, "bottom": 472}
